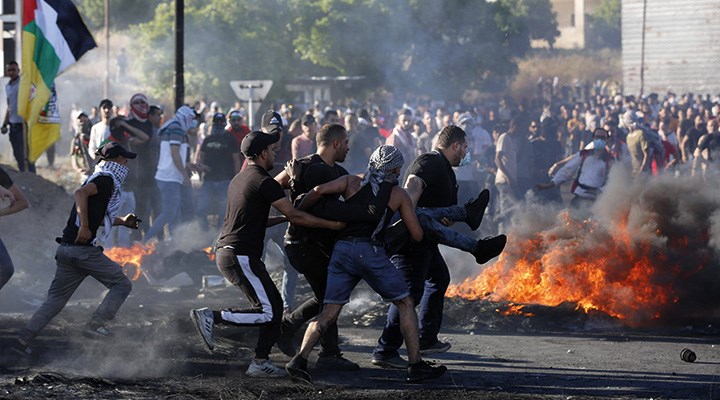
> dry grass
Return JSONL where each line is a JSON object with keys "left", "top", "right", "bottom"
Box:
{"left": 510, "top": 49, "right": 621, "bottom": 99}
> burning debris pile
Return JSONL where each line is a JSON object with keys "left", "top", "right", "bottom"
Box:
{"left": 448, "top": 168, "right": 720, "bottom": 328}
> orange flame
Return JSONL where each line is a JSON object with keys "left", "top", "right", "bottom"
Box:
{"left": 203, "top": 246, "right": 216, "bottom": 261}
{"left": 496, "top": 303, "right": 535, "bottom": 317}
{"left": 447, "top": 212, "right": 675, "bottom": 325}
{"left": 105, "top": 243, "right": 156, "bottom": 281}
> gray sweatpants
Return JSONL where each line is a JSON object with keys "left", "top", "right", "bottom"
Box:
{"left": 19, "top": 244, "right": 132, "bottom": 341}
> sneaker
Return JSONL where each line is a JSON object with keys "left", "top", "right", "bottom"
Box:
{"left": 285, "top": 355, "right": 313, "bottom": 384}
{"left": 246, "top": 358, "right": 287, "bottom": 378}
{"left": 465, "top": 189, "right": 490, "bottom": 231}
{"left": 474, "top": 234, "right": 507, "bottom": 264}
{"left": 420, "top": 340, "right": 451, "bottom": 355}
{"left": 190, "top": 308, "right": 215, "bottom": 351}
{"left": 84, "top": 323, "right": 114, "bottom": 338}
{"left": 275, "top": 332, "right": 296, "bottom": 357}
{"left": 10, "top": 338, "right": 33, "bottom": 357}
{"left": 316, "top": 353, "right": 360, "bottom": 371}
{"left": 371, "top": 353, "right": 408, "bottom": 369}
{"left": 406, "top": 360, "right": 447, "bottom": 383}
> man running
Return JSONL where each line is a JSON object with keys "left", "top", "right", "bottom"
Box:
{"left": 190, "top": 130, "right": 344, "bottom": 378}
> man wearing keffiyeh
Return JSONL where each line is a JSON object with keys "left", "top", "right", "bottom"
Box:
{"left": 13, "top": 142, "right": 143, "bottom": 356}
{"left": 286, "top": 144, "right": 448, "bottom": 384}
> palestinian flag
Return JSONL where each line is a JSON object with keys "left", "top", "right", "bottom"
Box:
{"left": 18, "top": 0, "right": 96, "bottom": 162}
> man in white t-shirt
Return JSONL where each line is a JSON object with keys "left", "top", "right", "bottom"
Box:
{"left": 494, "top": 117, "right": 519, "bottom": 231}
{"left": 88, "top": 99, "right": 114, "bottom": 156}
{"left": 143, "top": 105, "right": 199, "bottom": 242}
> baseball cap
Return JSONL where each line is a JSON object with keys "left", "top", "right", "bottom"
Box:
{"left": 95, "top": 141, "right": 136, "bottom": 160}
{"left": 99, "top": 99, "right": 113, "bottom": 109}
{"left": 241, "top": 130, "right": 280, "bottom": 158}
{"left": 261, "top": 110, "right": 283, "bottom": 134}
{"left": 212, "top": 112, "right": 226, "bottom": 124}
{"left": 301, "top": 114, "right": 316, "bottom": 126}
{"left": 228, "top": 110, "right": 243, "bottom": 120}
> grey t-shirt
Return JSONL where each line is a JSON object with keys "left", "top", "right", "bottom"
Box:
{"left": 5, "top": 78, "right": 22, "bottom": 124}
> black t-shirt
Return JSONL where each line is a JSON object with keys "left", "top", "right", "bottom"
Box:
{"left": 404, "top": 150, "right": 458, "bottom": 208}
{"left": 61, "top": 175, "right": 114, "bottom": 245}
{"left": 0, "top": 167, "right": 13, "bottom": 189}
{"left": 217, "top": 164, "right": 286, "bottom": 258}
{"left": 200, "top": 133, "right": 239, "bottom": 181}
{"left": 286, "top": 154, "right": 348, "bottom": 248}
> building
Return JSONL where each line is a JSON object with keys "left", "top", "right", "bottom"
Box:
{"left": 622, "top": 0, "right": 720, "bottom": 96}
{"left": 539, "top": 0, "right": 603, "bottom": 49}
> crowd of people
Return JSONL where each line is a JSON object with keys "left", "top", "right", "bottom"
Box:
{"left": 4, "top": 58, "right": 720, "bottom": 383}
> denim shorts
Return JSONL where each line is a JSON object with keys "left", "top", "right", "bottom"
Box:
{"left": 324, "top": 238, "right": 410, "bottom": 304}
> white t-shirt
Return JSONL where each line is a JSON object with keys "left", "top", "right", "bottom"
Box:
{"left": 89, "top": 121, "right": 110, "bottom": 156}
{"left": 155, "top": 129, "right": 189, "bottom": 184}
{"left": 495, "top": 132, "right": 517, "bottom": 185}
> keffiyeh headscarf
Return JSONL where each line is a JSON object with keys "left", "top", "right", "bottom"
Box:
{"left": 160, "top": 105, "right": 196, "bottom": 134}
{"left": 129, "top": 93, "right": 149, "bottom": 122}
{"left": 76, "top": 160, "right": 129, "bottom": 244}
{"left": 361, "top": 145, "right": 404, "bottom": 195}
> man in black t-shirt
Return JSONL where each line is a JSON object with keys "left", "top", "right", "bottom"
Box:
{"left": 13, "top": 143, "right": 142, "bottom": 356}
{"left": 195, "top": 112, "right": 241, "bottom": 231}
{"left": 272, "top": 123, "right": 360, "bottom": 370}
{"left": 373, "top": 125, "right": 506, "bottom": 368}
{"left": 190, "top": 130, "right": 343, "bottom": 379}
{"left": 0, "top": 166, "right": 29, "bottom": 291}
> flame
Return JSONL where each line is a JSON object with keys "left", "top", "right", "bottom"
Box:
{"left": 106, "top": 243, "right": 156, "bottom": 281}
{"left": 203, "top": 246, "right": 216, "bottom": 261}
{"left": 496, "top": 303, "right": 535, "bottom": 317}
{"left": 447, "top": 211, "right": 677, "bottom": 325}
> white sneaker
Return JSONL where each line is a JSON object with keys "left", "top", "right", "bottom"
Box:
{"left": 191, "top": 308, "right": 214, "bottom": 351}
{"left": 246, "top": 358, "right": 287, "bottom": 378}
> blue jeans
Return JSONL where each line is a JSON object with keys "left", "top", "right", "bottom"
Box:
{"left": 196, "top": 179, "right": 230, "bottom": 231}
{"left": 374, "top": 244, "right": 450, "bottom": 355}
{"left": 9, "top": 123, "right": 35, "bottom": 173}
{"left": 0, "top": 236, "right": 14, "bottom": 290}
{"left": 144, "top": 180, "right": 191, "bottom": 241}
{"left": 324, "top": 239, "right": 409, "bottom": 304}
{"left": 416, "top": 205, "right": 476, "bottom": 252}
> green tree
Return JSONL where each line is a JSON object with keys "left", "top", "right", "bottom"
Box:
{"left": 76, "top": 0, "right": 165, "bottom": 30}
{"left": 291, "top": 0, "right": 531, "bottom": 98}
{"left": 131, "top": 0, "right": 301, "bottom": 104}
{"left": 586, "top": 0, "right": 621, "bottom": 49}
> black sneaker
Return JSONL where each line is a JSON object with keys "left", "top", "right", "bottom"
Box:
{"left": 316, "top": 353, "right": 360, "bottom": 371}
{"left": 465, "top": 189, "right": 490, "bottom": 231}
{"left": 419, "top": 340, "right": 451, "bottom": 355}
{"left": 286, "top": 355, "right": 313, "bottom": 385}
{"left": 10, "top": 338, "right": 33, "bottom": 357}
{"left": 474, "top": 234, "right": 507, "bottom": 264}
{"left": 84, "top": 323, "right": 114, "bottom": 338}
{"left": 275, "top": 333, "right": 296, "bottom": 357}
{"left": 406, "top": 360, "right": 447, "bottom": 383}
{"left": 371, "top": 353, "right": 408, "bottom": 369}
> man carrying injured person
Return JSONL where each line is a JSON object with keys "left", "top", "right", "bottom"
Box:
{"left": 285, "top": 145, "right": 447, "bottom": 383}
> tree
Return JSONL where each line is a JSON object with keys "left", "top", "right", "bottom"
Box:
{"left": 291, "top": 0, "right": 532, "bottom": 99}
{"left": 130, "top": 0, "right": 302, "bottom": 104}
{"left": 586, "top": 0, "right": 621, "bottom": 49}
{"left": 76, "top": 0, "right": 165, "bottom": 31}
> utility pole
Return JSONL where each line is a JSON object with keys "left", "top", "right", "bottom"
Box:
{"left": 639, "top": 0, "right": 648, "bottom": 97}
{"left": 174, "top": 0, "right": 184, "bottom": 111}
{"left": 103, "top": 0, "right": 109, "bottom": 98}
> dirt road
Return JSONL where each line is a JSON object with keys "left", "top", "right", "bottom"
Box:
{"left": 1, "top": 285, "right": 718, "bottom": 400}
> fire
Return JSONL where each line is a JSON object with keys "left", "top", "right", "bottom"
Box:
{"left": 496, "top": 303, "right": 535, "bottom": 317}
{"left": 106, "top": 243, "right": 156, "bottom": 281}
{"left": 447, "top": 211, "right": 678, "bottom": 325}
{"left": 203, "top": 246, "right": 216, "bottom": 261}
